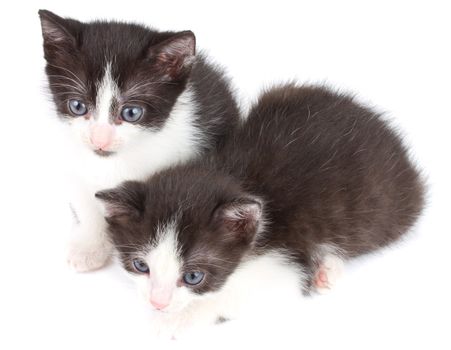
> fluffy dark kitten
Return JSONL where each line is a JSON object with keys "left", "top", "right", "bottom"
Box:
{"left": 39, "top": 10, "right": 238, "bottom": 271}
{"left": 97, "top": 84, "right": 424, "bottom": 336}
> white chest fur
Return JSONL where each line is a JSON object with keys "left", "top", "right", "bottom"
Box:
{"left": 64, "top": 87, "right": 202, "bottom": 192}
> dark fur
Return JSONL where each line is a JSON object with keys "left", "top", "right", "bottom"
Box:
{"left": 39, "top": 10, "right": 238, "bottom": 151}
{"left": 99, "top": 84, "right": 425, "bottom": 294}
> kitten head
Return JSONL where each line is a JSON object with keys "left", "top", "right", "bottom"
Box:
{"left": 96, "top": 169, "right": 264, "bottom": 313}
{"left": 39, "top": 10, "right": 196, "bottom": 157}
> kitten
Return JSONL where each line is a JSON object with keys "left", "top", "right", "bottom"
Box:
{"left": 39, "top": 10, "right": 239, "bottom": 271}
{"left": 97, "top": 84, "right": 425, "bottom": 336}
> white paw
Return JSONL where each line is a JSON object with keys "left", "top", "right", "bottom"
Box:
{"left": 314, "top": 254, "right": 344, "bottom": 294}
{"left": 67, "top": 237, "right": 112, "bottom": 272}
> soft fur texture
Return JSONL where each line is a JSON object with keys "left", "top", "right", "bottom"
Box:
{"left": 39, "top": 10, "right": 239, "bottom": 271}
{"left": 98, "top": 84, "right": 425, "bottom": 337}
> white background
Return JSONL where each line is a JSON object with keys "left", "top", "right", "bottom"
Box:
{"left": 0, "top": 1, "right": 450, "bottom": 349}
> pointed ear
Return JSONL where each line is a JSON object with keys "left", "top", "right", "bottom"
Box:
{"left": 213, "top": 198, "right": 264, "bottom": 242}
{"left": 95, "top": 181, "right": 147, "bottom": 220}
{"left": 147, "top": 31, "right": 196, "bottom": 80}
{"left": 38, "top": 10, "right": 77, "bottom": 49}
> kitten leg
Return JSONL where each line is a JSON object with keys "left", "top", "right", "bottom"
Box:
{"left": 313, "top": 254, "right": 344, "bottom": 294}
{"left": 67, "top": 185, "right": 112, "bottom": 272}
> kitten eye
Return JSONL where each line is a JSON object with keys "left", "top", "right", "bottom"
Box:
{"left": 183, "top": 271, "right": 205, "bottom": 286}
{"left": 121, "top": 106, "right": 143, "bottom": 123}
{"left": 68, "top": 99, "right": 88, "bottom": 116}
{"left": 132, "top": 258, "right": 149, "bottom": 274}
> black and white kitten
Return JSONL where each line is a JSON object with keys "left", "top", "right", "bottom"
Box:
{"left": 39, "top": 10, "right": 239, "bottom": 271}
{"left": 97, "top": 84, "right": 425, "bottom": 336}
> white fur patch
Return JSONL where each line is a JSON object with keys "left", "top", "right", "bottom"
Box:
{"left": 65, "top": 82, "right": 202, "bottom": 190}
{"left": 149, "top": 220, "right": 182, "bottom": 294}
{"left": 216, "top": 252, "right": 306, "bottom": 318}
{"left": 129, "top": 219, "right": 197, "bottom": 315}
{"left": 95, "top": 63, "right": 119, "bottom": 123}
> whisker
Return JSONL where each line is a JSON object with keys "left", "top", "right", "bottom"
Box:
{"left": 186, "top": 255, "right": 238, "bottom": 265}
{"left": 125, "top": 80, "right": 177, "bottom": 95}
{"left": 113, "top": 243, "right": 149, "bottom": 249}
{"left": 126, "top": 92, "right": 169, "bottom": 104}
{"left": 49, "top": 83, "right": 86, "bottom": 94}
{"left": 187, "top": 263, "right": 233, "bottom": 271}
{"left": 46, "top": 63, "right": 85, "bottom": 86}
{"left": 46, "top": 75, "right": 87, "bottom": 92}
{"left": 52, "top": 91, "right": 85, "bottom": 97}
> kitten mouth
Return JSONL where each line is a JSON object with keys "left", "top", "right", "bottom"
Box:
{"left": 154, "top": 309, "right": 169, "bottom": 314}
{"left": 94, "top": 149, "right": 115, "bottom": 157}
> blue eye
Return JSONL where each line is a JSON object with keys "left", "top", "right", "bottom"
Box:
{"left": 183, "top": 271, "right": 205, "bottom": 286}
{"left": 68, "top": 99, "right": 87, "bottom": 116}
{"left": 121, "top": 106, "right": 143, "bottom": 122}
{"left": 132, "top": 258, "right": 149, "bottom": 273}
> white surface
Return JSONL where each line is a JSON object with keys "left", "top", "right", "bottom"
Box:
{"left": 0, "top": 1, "right": 450, "bottom": 349}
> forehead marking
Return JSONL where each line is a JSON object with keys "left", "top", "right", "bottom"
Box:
{"left": 95, "top": 62, "right": 119, "bottom": 123}
{"left": 147, "top": 219, "right": 182, "bottom": 285}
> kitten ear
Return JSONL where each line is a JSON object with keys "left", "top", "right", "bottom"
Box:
{"left": 38, "top": 10, "right": 77, "bottom": 48}
{"left": 213, "top": 198, "right": 264, "bottom": 242}
{"left": 95, "top": 181, "right": 147, "bottom": 220}
{"left": 147, "top": 31, "right": 196, "bottom": 80}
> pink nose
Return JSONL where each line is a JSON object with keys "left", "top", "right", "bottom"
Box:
{"left": 150, "top": 299, "right": 169, "bottom": 310}
{"left": 90, "top": 124, "right": 114, "bottom": 150}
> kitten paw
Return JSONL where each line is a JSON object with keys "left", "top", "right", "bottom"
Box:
{"left": 314, "top": 254, "right": 344, "bottom": 294}
{"left": 67, "top": 240, "right": 112, "bottom": 272}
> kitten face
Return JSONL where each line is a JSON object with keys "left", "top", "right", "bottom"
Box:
{"left": 96, "top": 174, "right": 263, "bottom": 313}
{"left": 39, "top": 10, "right": 196, "bottom": 157}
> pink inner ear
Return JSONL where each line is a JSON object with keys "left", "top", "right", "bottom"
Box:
{"left": 103, "top": 200, "right": 125, "bottom": 218}
{"left": 222, "top": 201, "right": 262, "bottom": 236}
{"left": 149, "top": 32, "right": 195, "bottom": 79}
{"left": 155, "top": 53, "right": 181, "bottom": 72}
{"left": 155, "top": 53, "right": 191, "bottom": 79}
